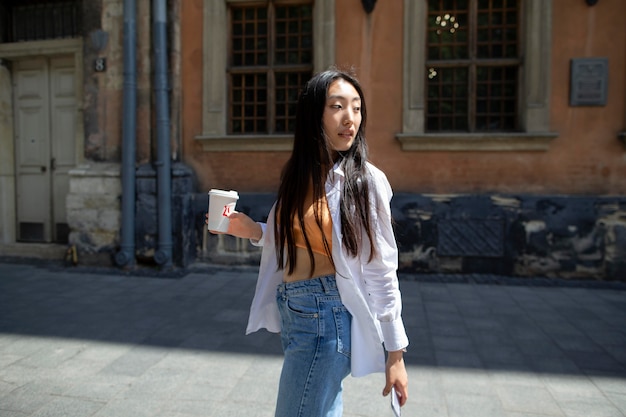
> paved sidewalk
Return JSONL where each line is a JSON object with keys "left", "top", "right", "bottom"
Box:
{"left": 0, "top": 261, "right": 625, "bottom": 417}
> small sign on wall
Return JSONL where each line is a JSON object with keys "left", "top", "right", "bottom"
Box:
{"left": 570, "top": 57, "right": 608, "bottom": 106}
{"left": 94, "top": 57, "right": 107, "bottom": 72}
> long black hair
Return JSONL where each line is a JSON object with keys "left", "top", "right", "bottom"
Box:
{"left": 274, "top": 69, "right": 377, "bottom": 275}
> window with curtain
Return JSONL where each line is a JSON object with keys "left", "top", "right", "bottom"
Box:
{"left": 228, "top": 1, "right": 313, "bottom": 135}
{"left": 426, "top": 0, "right": 520, "bottom": 133}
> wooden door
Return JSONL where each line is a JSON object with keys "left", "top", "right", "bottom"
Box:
{"left": 14, "top": 56, "right": 76, "bottom": 243}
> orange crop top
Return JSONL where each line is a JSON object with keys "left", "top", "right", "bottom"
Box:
{"left": 293, "top": 190, "right": 333, "bottom": 257}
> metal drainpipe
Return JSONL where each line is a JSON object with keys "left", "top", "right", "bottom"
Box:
{"left": 153, "top": 0, "right": 173, "bottom": 268}
{"left": 115, "top": 0, "right": 137, "bottom": 268}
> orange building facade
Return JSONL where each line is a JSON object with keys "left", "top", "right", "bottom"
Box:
{"left": 0, "top": 0, "right": 624, "bottom": 279}
{"left": 178, "top": 0, "right": 626, "bottom": 279}
{"left": 180, "top": 0, "right": 625, "bottom": 195}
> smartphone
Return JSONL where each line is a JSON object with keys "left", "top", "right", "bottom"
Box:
{"left": 391, "top": 386, "right": 401, "bottom": 417}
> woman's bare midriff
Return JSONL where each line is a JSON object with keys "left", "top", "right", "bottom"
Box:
{"left": 283, "top": 247, "right": 335, "bottom": 283}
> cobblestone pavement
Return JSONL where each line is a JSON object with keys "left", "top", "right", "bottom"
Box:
{"left": 0, "top": 261, "right": 625, "bottom": 417}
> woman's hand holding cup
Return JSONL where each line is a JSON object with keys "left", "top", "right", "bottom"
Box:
{"left": 206, "top": 211, "right": 263, "bottom": 241}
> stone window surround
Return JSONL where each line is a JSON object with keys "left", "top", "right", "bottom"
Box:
{"left": 0, "top": 38, "right": 85, "bottom": 244}
{"left": 196, "top": 0, "right": 335, "bottom": 152}
{"left": 397, "top": 0, "right": 558, "bottom": 152}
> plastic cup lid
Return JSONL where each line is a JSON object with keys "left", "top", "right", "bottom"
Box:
{"left": 209, "top": 189, "right": 239, "bottom": 198}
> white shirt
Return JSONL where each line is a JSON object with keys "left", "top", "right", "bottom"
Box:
{"left": 246, "top": 161, "right": 409, "bottom": 377}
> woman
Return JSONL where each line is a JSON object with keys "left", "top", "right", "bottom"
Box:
{"left": 210, "top": 69, "right": 408, "bottom": 417}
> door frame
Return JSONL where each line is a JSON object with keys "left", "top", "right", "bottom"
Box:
{"left": 0, "top": 38, "right": 84, "bottom": 245}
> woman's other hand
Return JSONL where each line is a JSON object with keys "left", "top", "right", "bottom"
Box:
{"left": 382, "top": 350, "right": 408, "bottom": 407}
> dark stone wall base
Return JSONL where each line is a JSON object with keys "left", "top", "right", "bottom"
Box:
{"left": 196, "top": 192, "right": 626, "bottom": 281}
{"left": 135, "top": 163, "right": 196, "bottom": 267}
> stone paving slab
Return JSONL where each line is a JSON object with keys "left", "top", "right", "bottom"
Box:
{"left": 0, "top": 261, "right": 625, "bottom": 417}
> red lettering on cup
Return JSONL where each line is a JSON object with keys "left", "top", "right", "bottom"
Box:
{"left": 222, "top": 205, "right": 232, "bottom": 217}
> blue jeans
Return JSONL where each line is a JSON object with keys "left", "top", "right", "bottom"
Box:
{"left": 275, "top": 275, "right": 352, "bottom": 417}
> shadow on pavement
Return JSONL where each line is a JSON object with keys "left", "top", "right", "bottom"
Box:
{"left": 1, "top": 261, "right": 625, "bottom": 379}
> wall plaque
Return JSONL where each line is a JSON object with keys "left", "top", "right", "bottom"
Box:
{"left": 570, "top": 57, "right": 608, "bottom": 106}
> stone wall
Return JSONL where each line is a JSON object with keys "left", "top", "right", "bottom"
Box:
{"left": 66, "top": 163, "right": 121, "bottom": 265}
{"left": 392, "top": 194, "right": 626, "bottom": 280}
{"left": 134, "top": 163, "right": 196, "bottom": 267}
{"left": 63, "top": 176, "right": 626, "bottom": 279}
{"left": 198, "top": 193, "right": 626, "bottom": 281}
{"left": 67, "top": 162, "right": 198, "bottom": 268}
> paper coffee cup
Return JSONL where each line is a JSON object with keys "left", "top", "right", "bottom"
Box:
{"left": 208, "top": 189, "right": 239, "bottom": 232}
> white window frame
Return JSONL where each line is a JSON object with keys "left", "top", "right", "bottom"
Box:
{"left": 397, "top": 0, "right": 558, "bottom": 151}
{"left": 197, "top": 0, "right": 335, "bottom": 152}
